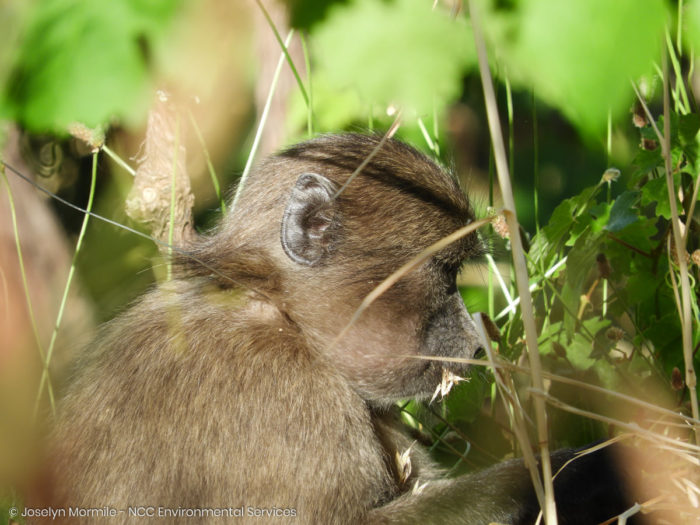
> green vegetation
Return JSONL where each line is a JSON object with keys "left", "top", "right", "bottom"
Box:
{"left": 1, "top": 0, "right": 699, "bottom": 520}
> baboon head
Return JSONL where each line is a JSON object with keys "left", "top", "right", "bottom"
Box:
{"left": 185, "top": 133, "right": 484, "bottom": 405}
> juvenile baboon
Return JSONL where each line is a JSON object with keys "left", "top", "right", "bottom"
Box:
{"left": 30, "top": 134, "right": 634, "bottom": 524}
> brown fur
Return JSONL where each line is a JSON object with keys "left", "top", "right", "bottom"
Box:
{"left": 30, "top": 134, "right": 634, "bottom": 525}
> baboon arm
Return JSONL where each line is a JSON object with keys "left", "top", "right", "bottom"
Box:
{"left": 366, "top": 446, "right": 632, "bottom": 525}
{"left": 366, "top": 460, "right": 536, "bottom": 525}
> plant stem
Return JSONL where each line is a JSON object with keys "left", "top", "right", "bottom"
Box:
{"left": 188, "top": 109, "right": 226, "bottom": 214}
{"left": 468, "top": 2, "right": 557, "bottom": 523}
{"left": 232, "top": 30, "right": 294, "bottom": 212}
{"left": 254, "top": 0, "right": 309, "bottom": 106}
{"left": 661, "top": 52, "right": 699, "bottom": 444}
{"left": 34, "top": 150, "right": 99, "bottom": 418}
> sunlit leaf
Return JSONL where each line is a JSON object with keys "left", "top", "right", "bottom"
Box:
{"left": 684, "top": 0, "right": 700, "bottom": 54}
{"left": 313, "top": 0, "right": 475, "bottom": 115}
{"left": 484, "top": 0, "right": 666, "bottom": 136}
{"left": 3, "top": 0, "right": 182, "bottom": 132}
{"left": 641, "top": 175, "right": 680, "bottom": 219}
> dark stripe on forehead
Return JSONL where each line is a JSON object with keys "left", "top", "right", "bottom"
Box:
{"left": 278, "top": 134, "right": 471, "bottom": 221}
{"left": 364, "top": 168, "right": 469, "bottom": 220}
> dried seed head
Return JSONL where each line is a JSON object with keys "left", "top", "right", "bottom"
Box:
{"left": 691, "top": 250, "right": 700, "bottom": 266}
{"left": 601, "top": 168, "right": 620, "bottom": 184}
{"left": 605, "top": 327, "right": 625, "bottom": 342}
{"left": 671, "top": 367, "right": 684, "bottom": 391}
{"left": 491, "top": 214, "right": 509, "bottom": 240}
{"left": 641, "top": 138, "right": 658, "bottom": 150}
{"left": 395, "top": 443, "right": 415, "bottom": 485}
{"left": 596, "top": 253, "right": 612, "bottom": 279}
{"left": 67, "top": 122, "right": 105, "bottom": 152}
{"left": 430, "top": 368, "right": 467, "bottom": 404}
{"left": 632, "top": 101, "right": 648, "bottom": 128}
{"left": 412, "top": 479, "right": 429, "bottom": 495}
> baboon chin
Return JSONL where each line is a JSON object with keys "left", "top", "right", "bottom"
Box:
{"left": 32, "top": 134, "right": 639, "bottom": 524}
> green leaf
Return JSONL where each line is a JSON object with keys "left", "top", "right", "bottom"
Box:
{"left": 684, "top": 0, "right": 700, "bottom": 54}
{"left": 3, "top": 0, "right": 181, "bottom": 132}
{"left": 529, "top": 185, "right": 599, "bottom": 266}
{"left": 630, "top": 147, "right": 663, "bottom": 180}
{"left": 605, "top": 191, "right": 639, "bottom": 232}
{"left": 313, "top": 0, "right": 475, "bottom": 115}
{"left": 568, "top": 334, "right": 597, "bottom": 371}
{"left": 614, "top": 217, "right": 657, "bottom": 254}
{"left": 640, "top": 312, "right": 682, "bottom": 362}
{"left": 567, "top": 318, "right": 610, "bottom": 371}
{"left": 677, "top": 113, "right": 700, "bottom": 143}
{"left": 675, "top": 113, "right": 700, "bottom": 170}
{"left": 486, "top": 0, "right": 666, "bottom": 136}
{"left": 566, "top": 229, "right": 601, "bottom": 293}
{"left": 287, "top": 0, "right": 351, "bottom": 29}
{"left": 640, "top": 175, "right": 681, "bottom": 219}
{"left": 287, "top": 72, "right": 366, "bottom": 132}
{"left": 593, "top": 359, "right": 618, "bottom": 390}
{"left": 625, "top": 270, "right": 659, "bottom": 306}
{"left": 444, "top": 373, "right": 488, "bottom": 424}
{"left": 654, "top": 113, "right": 700, "bottom": 169}
{"left": 561, "top": 282, "right": 579, "bottom": 339}
{"left": 588, "top": 201, "right": 610, "bottom": 234}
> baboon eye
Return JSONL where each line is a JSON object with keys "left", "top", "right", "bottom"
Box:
{"left": 442, "top": 263, "right": 460, "bottom": 295}
{"left": 446, "top": 279, "right": 458, "bottom": 295}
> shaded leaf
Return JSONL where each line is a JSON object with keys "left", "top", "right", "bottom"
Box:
{"left": 640, "top": 173, "right": 681, "bottom": 219}
{"left": 605, "top": 191, "right": 639, "bottom": 232}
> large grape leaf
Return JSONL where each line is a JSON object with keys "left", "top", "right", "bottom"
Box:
{"left": 313, "top": 0, "right": 475, "bottom": 115}
{"left": 484, "top": 0, "right": 666, "bottom": 137}
{"left": 3, "top": 0, "right": 182, "bottom": 132}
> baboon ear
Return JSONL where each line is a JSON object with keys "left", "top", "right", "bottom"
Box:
{"left": 281, "top": 173, "right": 339, "bottom": 266}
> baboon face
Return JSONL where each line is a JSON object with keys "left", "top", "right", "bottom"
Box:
{"left": 266, "top": 134, "right": 484, "bottom": 404}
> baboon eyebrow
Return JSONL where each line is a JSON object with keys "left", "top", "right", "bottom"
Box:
{"left": 279, "top": 150, "right": 470, "bottom": 220}
{"left": 368, "top": 174, "right": 469, "bottom": 219}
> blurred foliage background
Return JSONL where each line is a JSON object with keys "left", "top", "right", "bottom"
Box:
{"left": 1, "top": 0, "right": 699, "bottom": 518}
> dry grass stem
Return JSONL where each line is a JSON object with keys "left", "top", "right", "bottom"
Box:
{"left": 633, "top": 75, "right": 699, "bottom": 443}
{"left": 468, "top": 2, "right": 557, "bottom": 522}
{"left": 472, "top": 313, "right": 546, "bottom": 513}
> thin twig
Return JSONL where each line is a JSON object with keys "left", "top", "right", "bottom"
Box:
{"left": 254, "top": 0, "right": 309, "bottom": 105}
{"left": 468, "top": 4, "right": 557, "bottom": 521}
{"left": 187, "top": 109, "right": 226, "bottom": 214}
{"left": 529, "top": 388, "right": 700, "bottom": 454}
{"left": 1, "top": 160, "right": 273, "bottom": 302}
{"left": 473, "top": 314, "right": 546, "bottom": 509}
{"left": 494, "top": 256, "right": 568, "bottom": 320}
{"left": 232, "top": 30, "right": 294, "bottom": 211}
{"left": 1, "top": 167, "right": 55, "bottom": 414}
{"left": 330, "top": 115, "right": 402, "bottom": 202}
{"left": 102, "top": 145, "right": 136, "bottom": 176}
{"left": 403, "top": 353, "right": 700, "bottom": 428}
{"left": 661, "top": 53, "right": 699, "bottom": 443}
{"left": 632, "top": 74, "right": 699, "bottom": 443}
{"left": 35, "top": 151, "right": 98, "bottom": 418}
